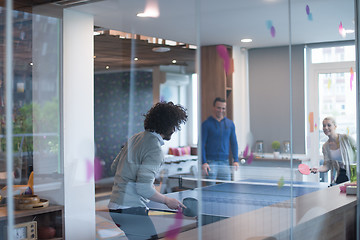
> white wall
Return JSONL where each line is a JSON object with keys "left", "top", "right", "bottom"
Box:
{"left": 63, "top": 9, "right": 95, "bottom": 239}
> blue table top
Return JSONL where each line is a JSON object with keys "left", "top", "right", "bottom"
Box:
{"left": 147, "top": 180, "right": 328, "bottom": 218}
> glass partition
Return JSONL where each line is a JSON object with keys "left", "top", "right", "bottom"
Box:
{"left": 292, "top": 0, "right": 357, "bottom": 239}
{"left": 3, "top": 0, "right": 359, "bottom": 239}
{"left": 1, "top": 2, "right": 64, "bottom": 239}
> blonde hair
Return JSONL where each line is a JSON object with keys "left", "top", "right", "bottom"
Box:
{"left": 323, "top": 116, "right": 337, "bottom": 127}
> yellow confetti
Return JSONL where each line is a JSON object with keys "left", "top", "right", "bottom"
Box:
{"left": 327, "top": 79, "right": 332, "bottom": 89}
{"left": 278, "top": 176, "right": 284, "bottom": 188}
{"left": 347, "top": 127, "right": 350, "bottom": 135}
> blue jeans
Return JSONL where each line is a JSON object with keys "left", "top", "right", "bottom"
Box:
{"left": 205, "top": 160, "right": 231, "bottom": 185}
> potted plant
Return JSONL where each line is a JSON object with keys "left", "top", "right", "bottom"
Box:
{"left": 271, "top": 141, "right": 281, "bottom": 158}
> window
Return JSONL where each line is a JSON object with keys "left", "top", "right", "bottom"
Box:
{"left": 306, "top": 44, "right": 356, "bottom": 172}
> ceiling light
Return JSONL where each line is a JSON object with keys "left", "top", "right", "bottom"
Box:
{"left": 29, "top": 62, "right": 33, "bottom": 66}
{"left": 152, "top": 47, "right": 170, "bottom": 53}
{"left": 137, "top": 0, "right": 159, "bottom": 18}
{"left": 93, "top": 31, "right": 101, "bottom": 36}
{"left": 134, "top": 57, "right": 139, "bottom": 61}
{"left": 106, "top": 66, "right": 110, "bottom": 69}
{"left": 241, "top": 38, "right": 253, "bottom": 43}
{"left": 136, "top": 9, "right": 159, "bottom": 18}
{"left": 172, "top": 60, "right": 177, "bottom": 64}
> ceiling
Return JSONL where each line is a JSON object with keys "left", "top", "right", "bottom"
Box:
{"left": 93, "top": 33, "right": 195, "bottom": 71}
{"left": 0, "top": 0, "right": 356, "bottom": 72}
{"left": 70, "top": 0, "right": 355, "bottom": 48}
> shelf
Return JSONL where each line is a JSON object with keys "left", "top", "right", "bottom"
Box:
{"left": 0, "top": 204, "right": 64, "bottom": 239}
{"left": 0, "top": 204, "right": 63, "bottom": 221}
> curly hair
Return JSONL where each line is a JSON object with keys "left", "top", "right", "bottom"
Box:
{"left": 144, "top": 102, "right": 188, "bottom": 135}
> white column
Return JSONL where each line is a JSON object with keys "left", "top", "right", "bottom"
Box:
{"left": 233, "top": 46, "right": 250, "bottom": 152}
{"left": 63, "top": 9, "right": 95, "bottom": 239}
{"left": 232, "top": 46, "right": 250, "bottom": 180}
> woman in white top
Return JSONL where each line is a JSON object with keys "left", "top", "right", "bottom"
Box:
{"left": 311, "top": 117, "right": 357, "bottom": 184}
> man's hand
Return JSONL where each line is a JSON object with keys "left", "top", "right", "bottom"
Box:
{"left": 202, "top": 163, "right": 211, "bottom": 176}
{"left": 164, "top": 196, "right": 185, "bottom": 210}
{"left": 233, "top": 161, "right": 239, "bottom": 171}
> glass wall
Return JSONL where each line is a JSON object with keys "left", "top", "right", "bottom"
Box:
{"left": 1, "top": 2, "right": 64, "bottom": 239}
{"left": 2, "top": 0, "right": 359, "bottom": 239}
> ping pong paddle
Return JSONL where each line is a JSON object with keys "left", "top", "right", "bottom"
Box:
{"left": 182, "top": 197, "right": 198, "bottom": 217}
{"left": 298, "top": 163, "right": 311, "bottom": 175}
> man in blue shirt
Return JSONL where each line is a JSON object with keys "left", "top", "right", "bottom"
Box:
{"left": 202, "top": 97, "right": 239, "bottom": 184}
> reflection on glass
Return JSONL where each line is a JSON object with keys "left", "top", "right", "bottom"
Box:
{"left": 255, "top": 140, "right": 264, "bottom": 157}
{"left": 312, "top": 46, "right": 355, "bottom": 63}
{"left": 318, "top": 72, "right": 357, "bottom": 152}
{"left": 0, "top": 6, "right": 63, "bottom": 239}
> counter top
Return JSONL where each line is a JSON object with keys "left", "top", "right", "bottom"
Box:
{"left": 249, "top": 153, "right": 310, "bottom": 162}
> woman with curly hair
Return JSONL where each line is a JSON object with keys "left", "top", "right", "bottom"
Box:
{"left": 109, "top": 101, "right": 188, "bottom": 240}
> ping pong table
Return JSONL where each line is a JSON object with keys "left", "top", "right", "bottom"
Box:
{"left": 147, "top": 179, "right": 329, "bottom": 223}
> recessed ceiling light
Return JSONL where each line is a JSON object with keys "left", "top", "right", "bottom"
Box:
{"left": 241, "top": 38, "right": 253, "bottom": 43}
{"left": 136, "top": 10, "right": 159, "bottom": 18}
{"left": 152, "top": 47, "right": 170, "bottom": 53}
{"left": 134, "top": 57, "right": 139, "bottom": 61}
{"left": 106, "top": 66, "right": 110, "bottom": 69}
{"left": 172, "top": 60, "right": 177, "bottom": 64}
{"left": 29, "top": 62, "right": 33, "bottom": 66}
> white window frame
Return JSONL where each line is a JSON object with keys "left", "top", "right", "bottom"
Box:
{"left": 305, "top": 45, "right": 355, "bottom": 182}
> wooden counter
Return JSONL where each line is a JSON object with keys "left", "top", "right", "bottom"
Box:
{"left": 173, "top": 184, "right": 356, "bottom": 240}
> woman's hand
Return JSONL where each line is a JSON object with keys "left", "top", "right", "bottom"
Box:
{"left": 164, "top": 196, "right": 185, "bottom": 210}
{"left": 310, "top": 167, "right": 318, "bottom": 173}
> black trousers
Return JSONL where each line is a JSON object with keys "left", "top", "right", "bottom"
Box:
{"left": 109, "top": 207, "right": 158, "bottom": 240}
{"left": 335, "top": 168, "right": 349, "bottom": 184}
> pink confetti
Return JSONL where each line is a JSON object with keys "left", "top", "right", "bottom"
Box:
{"left": 247, "top": 152, "right": 254, "bottom": 165}
{"left": 339, "top": 22, "right": 343, "bottom": 33}
{"left": 86, "top": 159, "right": 94, "bottom": 182}
{"left": 165, "top": 210, "right": 183, "bottom": 239}
{"left": 94, "top": 157, "right": 103, "bottom": 181}
{"left": 306, "top": 5, "right": 310, "bottom": 15}
{"left": 243, "top": 144, "right": 249, "bottom": 158}
{"left": 270, "top": 26, "right": 276, "bottom": 37}
{"left": 339, "top": 21, "right": 346, "bottom": 37}
{"left": 216, "top": 45, "right": 230, "bottom": 74}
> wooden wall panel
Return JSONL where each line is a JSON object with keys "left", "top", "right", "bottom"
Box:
{"left": 200, "top": 45, "right": 233, "bottom": 122}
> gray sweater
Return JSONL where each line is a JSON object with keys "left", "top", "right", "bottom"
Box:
{"left": 109, "top": 131, "right": 164, "bottom": 208}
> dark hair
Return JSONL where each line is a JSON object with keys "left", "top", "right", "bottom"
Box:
{"left": 213, "top": 97, "right": 226, "bottom": 106}
{"left": 144, "top": 102, "right": 188, "bottom": 135}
